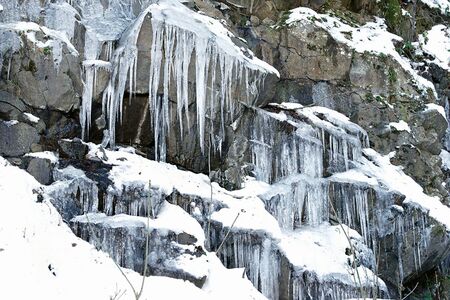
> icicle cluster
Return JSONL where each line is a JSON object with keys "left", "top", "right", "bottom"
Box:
{"left": 79, "top": 1, "right": 275, "bottom": 161}
{"left": 217, "top": 233, "right": 280, "bottom": 300}
{"left": 330, "top": 182, "right": 372, "bottom": 246}
{"left": 250, "top": 111, "right": 324, "bottom": 184}
{"left": 250, "top": 105, "right": 369, "bottom": 184}
{"left": 72, "top": 217, "right": 148, "bottom": 272}
{"left": 264, "top": 176, "right": 329, "bottom": 229}
{"left": 290, "top": 275, "right": 358, "bottom": 300}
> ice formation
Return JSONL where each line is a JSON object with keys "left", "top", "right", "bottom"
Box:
{"left": 262, "top": 175, "right": 329, "bottom": 229}
{"left": 77, "top": 0, "right": 279, "bottom": 160}
{"left": 249, "top": 103, "right": 368, "bottom": 184}
{"left": 0, "top": 157, "right": 266, "bottom": 300}
{"left": 43, "top": 142, "right": 390, "bottom": 299}
{"left": 3, "top": 0, "right": 449, "bottom": 299}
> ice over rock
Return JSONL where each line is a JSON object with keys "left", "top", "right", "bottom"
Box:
{"left": 76, "top": 0, "right": 279, "bottom": 161}
{"left": 2, "top": 0, "right": 450, "bottom": 299}
{"left": 30, "top": 100, "right": 450, "bottom": 299}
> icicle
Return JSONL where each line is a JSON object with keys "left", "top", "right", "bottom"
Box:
{"left": 250, "top": 110, "right": 324, "bottom": 184}
{"left": 80, "top": 2, "right": 272, "bottom": 161}
{"left": 80, "top": 31, "right": 103, "bottom": 139}
{"left": 148, "top": 19, "right": 165, "bottom": 160}
{"left": 216, "top": 232, "right": 280, "bottom": 300}
{"left": 330, "top": 182, "right": 372, "bottom": 246}
{"left": 264, "top": 176, "right": 329, "bottom": 229}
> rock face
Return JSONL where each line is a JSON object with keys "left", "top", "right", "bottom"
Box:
{"left": 246, "top": 7, "right": 447, "bottom": 198}
{"left": 221, "top": 103, "right": 450, "bottom": 293}
{"left": 1, "top": 0, "right": 450, "bottom": 299}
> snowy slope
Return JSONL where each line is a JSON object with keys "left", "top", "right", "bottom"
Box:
{"left": 0, "top": 157, "right": 265, "bottom": 300}
{"left": 333, "top": 149, "right": 450, "bottom": 231}
{"left": 419, "top": 24, "right": 450, "bottom": 71}
{"left": 420, "top": 0, "right": 450, "bottom": 15}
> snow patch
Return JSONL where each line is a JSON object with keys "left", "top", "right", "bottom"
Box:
{"left": 425, "top": 103, "right": 447, "bottom": 120}
{"left": 420, "top": 0, "right": 450, "bottom": 15}
{"left": 389, "top": 120, "right": 411, "bottom": 133}
{"left": 2, "top": 119, "right": 18, "bottom": 126}
{"left": 25, "top": 151, "right": 59, "bottom": 164}
{"left": 23, "top": 112, "right": 40, "bottom": 123}
{"left": 441, "top": 150, "right": 450, "bottom": 171}
{"left": 419, "top": 24, "right": 450, "bottom": 71}
{"left": 279, "top": 225, "right": 382, "bottom": 288}
{"left": 358, "top": 149, "right": 450, "bottom": 231}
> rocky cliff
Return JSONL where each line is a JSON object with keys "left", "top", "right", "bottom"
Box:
{"left": 0, "top": 0, "right": 449, "bottom": 299}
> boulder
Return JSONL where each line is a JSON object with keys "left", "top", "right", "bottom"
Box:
{"left": 58, "top": 138, "right": 88, "bottom": 160}
{"left": 25, "top": 154, "right": 57, "bottom": 185}
{"left": 0, "top": 121, "right": 40, "bottom": 157}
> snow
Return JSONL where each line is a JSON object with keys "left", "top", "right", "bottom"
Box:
{"left": 357, "top": 149, "right": 450, "bottom": 231}
{"left": 2, "top": 119, "right": 18, "bottom": 126}
{"left": 23, "top": 112, "right": 40, "bottom": 123}
{"left": 419, "top": 24, "right": 450, "bottom": 70}
{"left": 331, "top": 169, "right": 378, "bottom": 186}
{"left": 279, "top": 225, "right": 382, "bottom": 288}
{"left": 0, "top": 157, "right": 208, "bottom": 300}
{"left": 202, "top": 253, "right": 267, "bottom": 300}
{"left": 425, "top": 103, "right": 447, "bottom": 120}
{"left": 25, "top": 151, "right": 59, "bottom": 164}
{"left": 440, "top": 150, "right": 450, "bottom": 171}
{"left": 0, "top": 157, "right": 267, "bottom": 299}
{"left": 420, "top": 0, "right": 450, "bottom": 15}
{"left": 82, "top": 59, "right": 112, "bottom": 70}
{"left": 272, "top": 102, "right": 303, "bottom": 110}
{"left": 284, "top": 7, "right": 437, "bottom": 97}
{"left": 389, "top": 120, "right": 411, "bottom": 133}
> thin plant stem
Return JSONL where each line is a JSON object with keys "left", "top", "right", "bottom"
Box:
{"left": 216, "top": 212, "right": 240, "bottom": 255}
{"left": 329, "top": 199, "right": 366, "bottom": 300}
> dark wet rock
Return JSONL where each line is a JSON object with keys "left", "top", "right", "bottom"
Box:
{"left": 0, "top": 91, "right": 26, "bottom": 120}
{"left": 58, "top": 138, "right": 88, "bottom": 160}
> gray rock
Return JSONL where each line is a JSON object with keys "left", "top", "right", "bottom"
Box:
{"left": 26, "top": 156, "right": 55, "bottom": 185}
{"left": 0, "top": 91, "right": 26, "bottom": 120}
{"left": 58, "top": 138, "right": 88, "bottom": 160}
{"left": 1, "top": 32, "right": 81, "bottom": 114}
{"left": 0, "top": 121, "right": 40, "bottom": 157}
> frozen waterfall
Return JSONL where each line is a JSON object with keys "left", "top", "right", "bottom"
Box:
{"left": 79, "top": 0, "right": 278, "bottom": 160}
